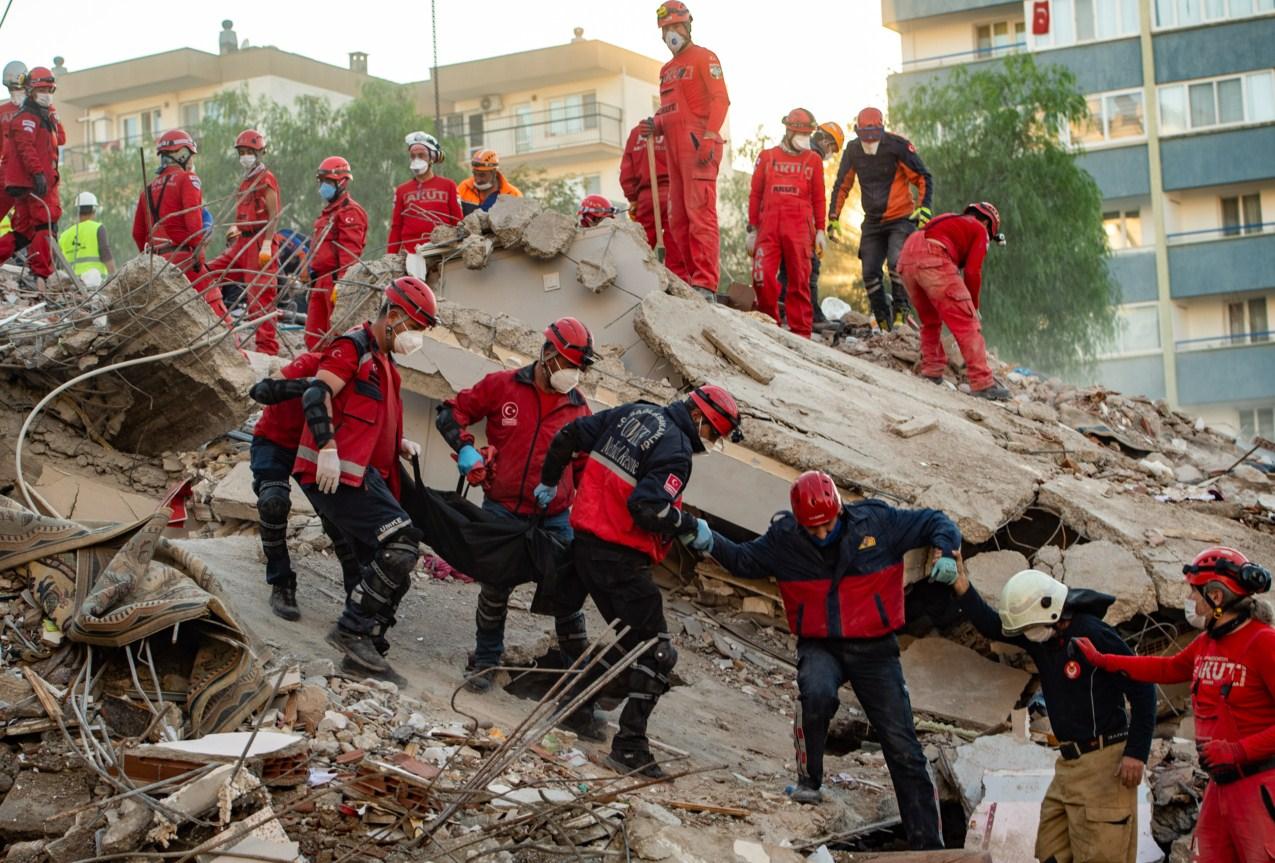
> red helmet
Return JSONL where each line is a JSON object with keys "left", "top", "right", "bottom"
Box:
{"left": 544, "top": 317, "right": 595, "bottom": 367}
{"left": 854, "top": 106, "right": 885, "bottom": 142}
{"left": 24, "top": 66, "right": 55, "bottom": 93}
{"left": 790, "top": 471, "right": 842, "bottom": 529}
{"left": 577, "top": 194, "right": 616, "bottom": 227}
{"left": 386, "top": 276, "right": 437, "bottom": 329}
{"left": 316, "top": 156, "right": 352, "bottom": 183}
{"left": 657, "top": 1, "right": 692, "bottom": 27}
{"left": 235, "top": 129, "right": 266, "bottom": 151}
{"left": 688, "top": 384, "right": 742, "bottom": 442}
{"left": 157, "top": 129, "right": 197, "bottom": 154}
{"left": 782, "top": 108, "right": 816, "bottom": 134}
{"left": 964, "top": 201, "right": 1003, "bottom": 242}
{"left": 1184, "top": 546, "right": 1272, "bottom": 596}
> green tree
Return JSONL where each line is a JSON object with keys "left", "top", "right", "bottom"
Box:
{"left": 889, "top": 53, "right": 1116, "bottom": 373}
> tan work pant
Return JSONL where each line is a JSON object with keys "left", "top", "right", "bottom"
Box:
{"left": 1036, "top": 742, "right": 1138, "bottom": 863}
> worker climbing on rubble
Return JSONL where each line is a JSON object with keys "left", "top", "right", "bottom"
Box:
{"left": 202, "top": 129, "right": 281, "bottom": 355}
{"left": 650, "top": 0, "right": 729, "bottom": 301}
{"left": 304, "top": 156, "right": 368, "bottom": 349}
{"left": 388, "top": 131, "right": 461, "bottom": 254}
{"left": 747, "top": 108, "right": 826, "bottom": 339}
{"left": 457, "top": 149, "right": 521, "bottom": 216}
{"left": 538, "top": 383, "right": 743, "bottom": 777}
{"left": 0, "top": 61, "right": 27, "bottom": 235}
{"left": 941, "top": 566, "right": 1155, "bottom": 863}
{"left": 576, "top": 194, "right": 618, "bottom": 228}
{"left": 58, "top": 191, "right": 115, "bottom": 280}
{"left": 698, "top": 470, "right": 955, "bottom": 850}
{"left": 294, "top": 276, "right": 437, "bottom": 675}
{"left": 1074, "top": 547, "right": 1275, "bottom": 863}
{"left": 897, "top": 201, "right": 1010, "bottom": 400}
{"left": 248, "top": 352, "right": 366, "bottom": 623}
{"left": 828, "top": 107, "right": 932, "bottom": 331}
{"left": 435, "top": 317, "right": 596, "bottom": 694}
{"left": 778, "top": 121, "right": 845, "bottom": 328}
{"left": 0, "top": 66, "right": 64, "bottom": 293}
{"left": 618, "top": 119, "right": 684, "bottom": 271}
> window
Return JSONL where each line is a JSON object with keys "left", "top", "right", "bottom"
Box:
{"left": 1034, "top": 0, "right": 1138, "bottom": 48}
{"left": 1222, "top": 193, "right": 1263, "bottom": 235}
{"left": 1104, "top": 209, "right": 1143, "bottom": 248}
{"left": 468, "top": 113, "right": 484, "bottom": 148}
{"left": 1157, "top": 0, "right": 1275, "bottom": 27}
{"left": 202, "top": 100, "right": 221, "bottom": 121}
{"left": 549, "top": 94, "right": 584, "bottom": 136}
{"left": 514, "top": 104, "right": 532, "bottom": 153}
{"left": 583, "top": 175, "right": 602, "bottom": 196}
{"left": 1239, "top": 407, "right": 1275, "bottom": 443}
{"left": 1159, "top": 71, "right": 1275, "bottom": 133}
{"left": 180, "top": 102, "right": 201, "bottom": 128}
{"left": 976, "top": 20, "right": 1026, "bottom": 57}
{"left": 1110, "top": 305, "right": 1161, "bottom": 354}
{"left": 1226, "top": 296, "right": 1269, "bottom": 342}
{"left": 120, "top": 111, "right": 159, "bottom": 147}
{"left": 1067, "top": 89, "right": 1145, "bottom": 144}
{"left": 1252, "top": 297, "right": 1270, "bottom": 342}
{"left": 442, "top": 113, "right": 464, "bottom": 140}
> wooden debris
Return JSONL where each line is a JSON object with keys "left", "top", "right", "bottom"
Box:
{"left": 20, "top": 666, "right": 63, "bottom": 724}
{"left": 662, "top": 799, "right": 751, "bottom": 818}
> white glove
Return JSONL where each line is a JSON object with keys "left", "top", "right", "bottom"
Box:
{"left": 316, "top": 447, "right": 342, "bottom": 494}
{"left": 400, "top": 438, "right": 421, "bottom": 458}
{"left": 745, "top": 229, "right": 756, "bottom": 257}
{"left": 815, "top": 230, "right": 827, "bottom": 256}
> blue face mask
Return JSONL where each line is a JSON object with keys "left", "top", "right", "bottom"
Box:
{"left": 318, "top": 181, "right": 338, "bottom": 202}
{"left": 809, "top": 517, "right": 844, "bottom": 547}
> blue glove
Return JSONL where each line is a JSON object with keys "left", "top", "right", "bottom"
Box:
{"left": 456, "top": 445, "right": 484, "bottom": 475}
{"left": 533, "top": 483, "right": 557, "bottom": 509}
{"left": 929, "top": 555, "right": 958, "bottom": 585}
{"left": 681, "top": 518, "right": 713, "bottom": 553}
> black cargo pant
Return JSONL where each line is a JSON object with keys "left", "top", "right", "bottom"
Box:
{"left": 796, "top": 634, "right": 942, "bottom": 850}
{"left": 859, "top": 218, "right": 915, "bottom": 326}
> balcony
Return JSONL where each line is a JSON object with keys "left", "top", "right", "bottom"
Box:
{"left": 1109, "top": 248, "right": 1157, "bottom": 304}
{"left": 1176, "top": 340, "right": 1275, "bottom": 406}
{"left": 1153, "top": 16, "right": 1275, "bottom": 84}
{"left": 1161, "top": 125, "right": 1275, "bottom": 191}
{"left": 474, "top": 102, "right": 624, "bottom": 170}
{"left": 897, "top": 41, "right": 1026, "bottom": 75}
{"left": 1071, "top": 354, "right": 1167, "bottom": 401}
{"left": 1167, "top": 227, "right": 1275, "bottom": 299}
{"left": 1077, "top": 145, "right": 1151, "bottom": 200}
{"left": 60, "top": 141, "right": 133, "bottom": 178}
{"left": 882, "top": 0, "right": 1019, "bottom": 29}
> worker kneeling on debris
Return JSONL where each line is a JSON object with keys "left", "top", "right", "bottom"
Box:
{"left": 1074, "top": 547, "right": 1275, "bottom": 863}
{"left": 942, "top": 566, "right": 1155, "bottom": 863}
{"left": 700, "top": 470, "right": 956, "bottom": 850}
{"left": 293, "top": 276, "right": 436, "bottom": 677}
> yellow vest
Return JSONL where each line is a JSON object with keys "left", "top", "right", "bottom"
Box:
{"left": 58, "top": 220, "right": 108, "bottom": 277}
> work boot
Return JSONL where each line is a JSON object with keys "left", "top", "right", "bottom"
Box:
{"left": 326, "top": 624, "right": 391, "bottom": 674}
{"left": 463, "top": 653, "right": 498, "bottom": 694}
{"left": 341, "top": 657, "right": 408, "bottom": 688}
{"left": 893, "top": 309, "right": 907, "bottom": 330}
{"left": 789, "top": 780, "right": 824, "bottom": 805}
{"left": 694, "top": 286, "right": 717, "bottom": 304}
{"left": 923, "top": 375, "right": 944, "bottom": 385}
{"left": 971, "top": 382, "right": 1011, "bottom": 401}
{"left": 604, "top": 748, "right": 666, "bottom": 779}
{"left": 269, "top": 579, "right": 300, "bottom": 622}
{"left": 559, "top": 704, "right": 609, "bottom": 742}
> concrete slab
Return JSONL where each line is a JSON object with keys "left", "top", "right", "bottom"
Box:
{"left": 945, "top": 737, "right": 1058, "bottom": 813}
{"left": 1060, "top": 540, "right": 1157, "bottom": 624}
{"left": 0, "top": 769, "right": 93, "bottom": 839}
{"left": 211, "top": 462, "right": 313, "bottom": 523}
{"left": 34, "top": 464, "right": 160, "bottom": 522}
{"left": 900, "top": 638, "right": 1030, "bottom": 730}
{"left": 964, "top": 551, "right": 1029, "bottom": 608}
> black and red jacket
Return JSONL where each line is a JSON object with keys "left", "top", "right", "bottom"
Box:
{"left": 436, "top": 364, "right": 591, "bottom": 517}
{"left": 829, "top": 132, "right": 932, "bottom": 226}
{"left": 710, "top": 500, "right": 959, "bottom": 639}
{"left": 540, "top": 400, "right": 702, "bottom": 561}
{"left": 252, "top": 352, "right": 320, "bottom": 451}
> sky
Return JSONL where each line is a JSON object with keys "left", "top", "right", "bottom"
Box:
{"left": 0, "top": 0, "right": 902, "bottom": 146}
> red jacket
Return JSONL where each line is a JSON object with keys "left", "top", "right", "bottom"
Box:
{"left": 657, "top": 44, "right": 730, "bottom": 134}
{"left": 310, "top": 194, "right": 367, "bottom": 278}
{"left": 4, "top": 103, "right": 64, "bottom": 189}
{"left": 132, "top": 165, "right": 204, "bottom": 257}
{"left": 0, "top": 101, "right": 21, "bottom": 168}
{"left": 388, "top": 174, "right": 462, "bottom": 254}
{"left": 619, "top": 124, "right": 670, "bottom": 203}
{"left": 748, "top": 146, "right": 826, "bottom": 232}
{"left": 231, "top": 166, "right": 280, "bottom": 236}
{"left": 918, "top": 213, "right": 989, "bottom": 307}
{"left": 441, "top": 365, "right": 590, "bottom": 517}
{"left": 253, "top": 352, "right": 320, "bottom": 450}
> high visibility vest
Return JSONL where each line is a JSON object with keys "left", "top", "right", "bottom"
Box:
{"left": 58, "top": 220, "right": 108, "bottom": 277}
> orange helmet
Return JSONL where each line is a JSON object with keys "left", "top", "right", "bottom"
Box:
{"left": 316, "top": 156, "right": 352, "bottom": 183}
{"left": 577, "top": 194, "right": 616, "bottom": 227}
{"left": 782, "top": 108, "right": 816, "bottom": 134}
{"left": 23, "top": 66, "right": 55, "bottom": 93}
{"left": 816, "top": 121, "right": 845, "bottom": 154}
{"left": 687, "top": 384, "right": 742, "bottom": 442}
{"left": 544, "top": 317, "right": 596, "bottom": 367}
{"left": 1184, "top": 546, "right": 1271, "bottom": 597}
{"left": 854, "top": 107, "right": 885, "bottom": 142}
{"left": 471, "top": 149, "right": 500, "bottom": 170}
{"left": 657, "top": 1, "right": 692, "bottom": 27}
{"left": 157, "top": 129, "right": 197, "bottom": 154}
{"left": 790, "top": 471, "right": 842, "bottom": 529}
{"left": 386, "top": 276, "right": 438, "bottom": 329}
{"left": 235, "top": 129, "right": 266, "bottom": 151}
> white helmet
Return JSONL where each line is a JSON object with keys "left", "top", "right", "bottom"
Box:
{"left": 2, "top": 60, "right": 26, "bottom": 90}
{"left": 999, "top": 569, "right": 1069, "bottom": 634}
{"left": 74, "top": 191, "right": 98, "bottom": 209}
{"left": 404, "top": 130, "right": 443, "bottom": 162}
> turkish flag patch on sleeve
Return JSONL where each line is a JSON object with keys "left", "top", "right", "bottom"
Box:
{"left": 663, "top": 473, "right": 683, "bottom": 497}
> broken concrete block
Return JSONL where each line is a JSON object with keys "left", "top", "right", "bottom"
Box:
{"left": 460, "top": 235, "right": 494, "bottom": 269}
{"left": 1231, "top": 463, "right": 1269, "bottom": 486}
{"left": 1138, "top": 457, "right": 1176, "bottom": 483}
{"left": 461, "top": 209, "right": 489, "bottom": 236}
{"left": 521, "top": 210, "right": 577, "bottom": 259}
{"left": 741, "top": 596, "right": 777, "bottom": 617}
{"left": 965, "top": 550, "right": 1029, "bottom": 606}
{"left": 1032, "top": 545, "right": 1063, "bottom": 577}
{"left": 1174, "top": 463, "right": 1204, "bottom": 484}
{"left": 891, "top": 416, "right": 938, "bottom": 439}
{"left": 576, "top": 252, "right": 618, "bottom": 293}
{"left": 429, "top": 224, "right": 460, "bottom": 245}
{"left": 211, "top": 461, "right": 314, "bottom": 523}
{"left": 899, "top": 638, "right": 1030, "bottom": 730}
{"left": 293, "top": 684, "right": 331, "bottom": 732}
{"left": 124, "top": 732, "right": 307, "bottom": 788}
{"left": 945, "top": 736, "right": 1058, "bottom": 813}
{"left": 101, "top": 798, "right": 152, "bottom": 855}
{"left": 1017, "top": 400, "right": 1059, "bottom": 424}
{"left": 488, "top": 196, "right": 543, "bottom": 248}
{"left": 0, "top": 769, "right": 93, "bottom": 839}
{"left": 1060, "top": 540, "right": 1157, "bottom": 624}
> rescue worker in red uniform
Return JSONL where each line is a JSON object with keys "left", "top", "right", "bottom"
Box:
{"left": 1074, "top": 547, "right": 1275, "bottom": 863}
{"left": 435, "top": 317, "right": 596, "bottom": 693}
{"left": 747, "top": 108, "right": 826, "bottom": 339}
{"left": 248, "top": 353, "right": 364, "bottom": 622}
{"left": 577, "top": 194, "right": 617, "bottom": 228}
{"left": 203, "top": 129, "right": 281, "bottom": 354}
{"left": 0, "top": 61, "right": 28, "bottom": 234}
{"left": 651, "top": 1, "right": 729, "bottom": 300}
{"left": 618, "top": 121, "right": 684, "bottom": 272}
{"left": 538, "top": 384, "right": 743, "bottom": 777}
{"left": 294, "top": 276, "right": 437, "bottom": 675}
{"left": 388, "top": 131, "right": 461, "bottom": 254}
{"left": 0, "top": 67, "right": 64, "bottom": 290}
{"left": 305, "top": 157, "right": 368, "bottom": 350}
{"left": 702, "top": 471, "right": 957, "bottom": 849}
{"left": 828, "top": 108, "right": 933, "bottom": 330}
{"left": 897, "top": 201, "right": 1009, "bottom": 400}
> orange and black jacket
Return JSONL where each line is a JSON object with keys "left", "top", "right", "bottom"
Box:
{"left": 828, "top": 132, "right": 932, "bottom": 226}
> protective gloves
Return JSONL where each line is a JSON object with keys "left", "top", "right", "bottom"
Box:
{"left": 1069, "top": 637, "right": 1116, "bottom": 672}
{"left": 910, "top": 206, "right": 932, "bottom": 227}
{"left": 316, "top": 447, "right": 342, "bottom": 494}
{"left": 745, "top": 228, "right": 756, "bottom": 257}
{"left": 695, "top": 133, "right": 718, "bottom": 165}
{"left": 400, "top": 439, "right": 421, "bottom": 459}
{"left": 259, "top": 244, "right": 273, "bottom": 266}
{"left": 456, "top": 444, "right": 484, "bottom": 475}
{"left": 32, "top": 173, "right": 46, "bottom": 197}
{"left": 1199, "top": 739, "right": 1247, "bottom": 773}
{"left": 680, "top": 518, "right": 713, "bottom": 553}
{"left": 814, "top": 230, "right": 827, "bottom": 257}
{"left": 642, "top": 116, "right": 662, "bottom": 135}
{"left": 929, "top": 555, "right": 958, "bottom": 585}
{"left": 533, "top": 483, "right": 557, "bottom": 509}
{"left": 827, "top": 218, "right": 840, "bottom": 241}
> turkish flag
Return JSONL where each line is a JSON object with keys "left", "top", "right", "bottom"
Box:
{"left": 1033, "top": 0, "right": 1051, "bottom": 34}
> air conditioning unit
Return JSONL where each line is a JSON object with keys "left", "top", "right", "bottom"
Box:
{"left": 479, "top": 94, "right": 504, "bottom": 113}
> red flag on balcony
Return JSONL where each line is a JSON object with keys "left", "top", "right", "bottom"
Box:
{"left": 1032, "top": 0, "right": 1051, "bottom": 34}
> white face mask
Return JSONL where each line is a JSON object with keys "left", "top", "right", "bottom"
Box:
{"left": 663, "top": 30, "right": 686, "bottom": 53}
{"left": 239, "top": 154, "right": 257, "bottom": 171}
{"left": 862, "top": 140, "right": 880, "bottom": 156}
{"left": 792, "top": 134, "right": 812, "bottom": 151}
{"left": 474, "top": 178, "right": 494, "bottom": 191}
{"left": 1021, "top": 625, "right": 1054, "bottom": 643}
{"left": 34, "top": 92, "right": 51, "bottom": 107}
{"left": 1184, "top": 595, "right": 1209, "bottom": 630}
{"left": 9, "top": 90, "right": 22, "bottom": 106}
{"left": 549, "top": 367, "right": 581, "bottom": 394}
{"left": 410, "top": 158, "right": 430, "bottom": 174}
{"left": 391, "top": 328, "right": 424, "bottom": 357}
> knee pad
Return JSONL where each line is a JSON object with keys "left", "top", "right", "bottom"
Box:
{"left": 798, "top": 688, "right": 839, "bottom": 722}
{"left": 555, "top": 609, "right": 588, "bottom": 647}
{"left": 12, "top": 232, "right": 30, "bottom": 252}
{"left": 351, "top": 527, "right": 421, "bottom": 627}
{"left": 628, "top": 633, "right": 677, "bottom": 699}
{"left": 255, "top": 480, "right": 291, "bottom": 551}
{"left": 476, "top": 586, "right": 511, "bottom": 631}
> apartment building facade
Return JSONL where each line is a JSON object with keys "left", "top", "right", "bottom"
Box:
{"left": 884, "top": 0, "right": 1275, "bottom": 442}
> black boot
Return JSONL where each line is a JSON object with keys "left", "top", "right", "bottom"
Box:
{"left": 326, "top": 624, "right": 391, "bottom": 673}
{"left": 559, "top": 702, "right": 609, "bottom": 742}
{"left": 867, "top": 287, "right": 893, "bottom": 331}
{"left": 269, "top": 577, "right": 300, "bottom": 621}
{"left": 790, "top": 779, "right": 824, "bottom": 804}
{"left": 604, "top": 748, "right": 666, "bottom": 779}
